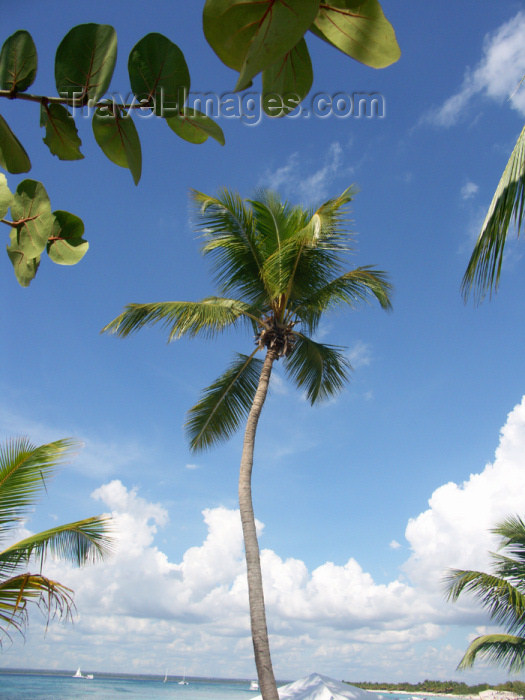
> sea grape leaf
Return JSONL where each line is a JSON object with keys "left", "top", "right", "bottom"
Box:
{"left": 92, "top": 102, "right": 142, "bottom": 184}
{"left": 128, "top": 33, "right": 190, "bottom": 116}
{"left": 166, "top": 109, "right": 225, "bottom": 145}
{"left": 6, "top": 232, "right": 40, "bottom": 287}
{"left": 262, "top": 38, "right": 312, "bottom": 116}
{"left": 0, "top": 172, "right": 13, "bottom": 219}
{"left": 9, "top": 179, "right": 55, "bottom": 259}
{"left": 0, "top": 30, "right": 37, "bottom": 92}
{"left": 0, "top": 114, "right": 31, "bottom": 173}
{"left": 236, "top": 0, "right": 319, "bottom": 92}
{"left": 55, "top": 24, "right": 117, "bottom": 103}
{"left": 203, "top": 0, "right": 319, "bottom": 92}
{"left": 311, "top": 0, "right": 400, "bottom": 68}
{"left": 203, "top": 0, "right": 260, "bottom": 72}
{"left": 47, "top": 210, "right": 89, "bottom": 265}
{"left": 40, "top": 103, "right": 84, "bottom": 160}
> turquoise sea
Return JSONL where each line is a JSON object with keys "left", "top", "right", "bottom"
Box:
{"left": 0, "top": 671, "right": 264, "bottom": 699}
{"left": 0, "top": 671, "right": 435, "bottom": 699}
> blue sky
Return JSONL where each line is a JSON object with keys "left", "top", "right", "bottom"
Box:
{"left": 2, "top": 0, "right": 525, "bottom": 685}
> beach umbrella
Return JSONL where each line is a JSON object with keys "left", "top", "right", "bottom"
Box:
{"left": 253, "top": 673, "right": 383, "bottom": 700}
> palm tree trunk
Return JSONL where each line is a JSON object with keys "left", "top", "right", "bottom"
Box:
{"left": 239, "top": 348, "right": 279, "bottom": 700}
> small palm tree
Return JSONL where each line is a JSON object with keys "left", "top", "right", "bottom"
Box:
{"left": 445, "top": 515, "right": 525, "bottom": 672}
{"left": 0, "top": 437, "right": 112, "bottom": 642}
{"left": 462, "top": 123, "right": 525, "bottom": 302}
{"left": 103, "top": 186, "right": 392, "bottom": 700}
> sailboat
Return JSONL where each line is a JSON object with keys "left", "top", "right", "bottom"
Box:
{"left": 73, "top": 668, "right": 93, "bottom": 680}
{"left": 178, "top": 668, "right": 189, "bottom": 685}
{"left": 163, "top": 671, "right": 168, "bottom": 683}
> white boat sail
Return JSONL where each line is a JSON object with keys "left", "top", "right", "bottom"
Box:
{"left": 72, "top": 667, "right": 93, "bottom": 679}
{"left": 178, "top": 668, "right": 189, "bottom": 685}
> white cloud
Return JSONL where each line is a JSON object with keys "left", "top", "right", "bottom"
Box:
{"left": 259, "top": 142, "right": 353, "bottom": 204}
{"left": 7, "top": 397, "right": 525, "bottom": 682}
{"left": 390, "top": 540, "right": 401, "bottom": 550}
{"left": 347, "top": 340, "right": 372, "bottom": 369}
{"left": 404, "top": 396, "right": 525, "bottom": 594}
{"left": 460, "top": 181, "right": 479, "bottom": 200}
{"left": 270, "top": 371, "right": 289, "bottom": 396}
{"left": 185, "top": 463, "right": 199, "bottom": 470}
{"left": 426, "top": 11, "right": 525, "bottom": 126}
{"left": 0, "top": 407, "right": 145, "bottom": 480}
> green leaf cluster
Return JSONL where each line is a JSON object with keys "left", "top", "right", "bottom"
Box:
{"left": 1, "top": 175, "right": 88, "bottom": 286}
{"left": 0, "top": 437, "right": 112, "bottom": 642}
{"left": 0, "top": 24, "right": 225, "bottom": 186}
{"left": 203, "top": 0, "right": 401, "bottom": 116}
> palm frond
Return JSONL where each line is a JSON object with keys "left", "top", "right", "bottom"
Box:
{"left": 457, "top": 634, "right": 525, "bottom": 673}
{"left": 277, "top": 188, "right": 361, "bottom": 307}
{"left": 0, "top": 572, "right": 74, "bottom": 642}
{"left": 307, "top": 186, "right": 357, "bottom": 249}
{"left": 186, "top": 351, "right": 264, "bottom": 451}
{"left": 444, "top": 568, "right": 525, "bottom": 637}
{"left": 249, "top": 193, "right": 308, "bottom": 303}
{"left": 0, "top": 438, "right": 78, "bottom": 531}
{"left": 192, "top": 189, "right": 267, "bottom": 301}
{"left": 491, "top": 515, "right": 525, "bottom": 588}
{"left": 0, "top": 516, "right": 113, "bottom": 573}
{"left": 102, "top": 298, "right": 257, "bottom": 341}
{"left": 462, "top": 125, "right": 525, "bottom": 301}
{"left": 292, "top": 267, "right": 392, "bottom": 333}
{"left": 284, "top": 333, "right": 351, "bottom": 404}
{"left": 249, "top": 191, "right": 308, "bottom": 257}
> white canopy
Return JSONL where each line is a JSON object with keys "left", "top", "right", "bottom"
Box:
{"left": 253, "top": 673, "right": 383, "bottom": 700}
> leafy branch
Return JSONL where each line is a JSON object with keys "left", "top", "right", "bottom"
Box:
{"left": 1, "top": 3, "right": 400, "bottom": 286}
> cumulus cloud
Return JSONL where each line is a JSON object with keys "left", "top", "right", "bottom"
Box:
{"left": 404, "top": 396, "right": 525, "bottom": 595}
{"left": 7, "top": 397, "right": 525, "bottom": 681}
{"left": 425, "top": 11, "right": 525, "bottom": 125}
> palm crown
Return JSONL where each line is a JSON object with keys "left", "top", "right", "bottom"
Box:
{"left": 445, "top": 515, "right": 525, "bottom": 672}
{"left": 103, "top": 186, "right": 392, "bottom": 450}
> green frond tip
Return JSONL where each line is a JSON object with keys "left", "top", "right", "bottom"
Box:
{"left": 284, "top": 334, "right": 350, "bottom": 404}
{"left": 186, "top": 351, "right": 263, "bottom": 451}
{"left": 1, "top": 515, "right": 114, "bottom": 569}
{"left": 462, "top": 124, "right": 525, "bottom": 302}
{"left": 457, "top": 634, "right": 525, "bottom": 672}
{"left": 101, "top": 298, "right": 253, "bottom": 341}
{"left": 0, "top": 437, "right": 79, "bottom": 529}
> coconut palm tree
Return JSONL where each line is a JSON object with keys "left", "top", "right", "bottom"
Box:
{"left": 102, "top": 186, "right": 392, "bottom": 699}
{"left": 445, "top": 515, "right": 525, "bottom": 672}
{"left": 0, "top": 437, "right": 112, "bottom": 642}
{"left": 462, "top": 123, "right": 525, "bottom": 302}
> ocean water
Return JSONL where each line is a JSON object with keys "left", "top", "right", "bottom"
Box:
{"left": 0, "top": 672, "right": 262, "bottom": 699}
{"left": 0, "top": 672, "right": 433, "bottom": 699}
